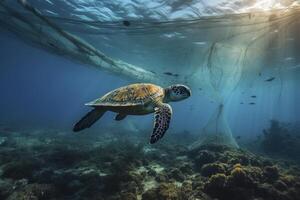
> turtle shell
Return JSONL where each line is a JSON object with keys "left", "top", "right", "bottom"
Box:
{"left": 86, "top": 83, "right": 164, "bottom": 107}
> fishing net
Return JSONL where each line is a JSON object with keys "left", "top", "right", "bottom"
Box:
{"left": 1, "top": 0, "right": 300, "bottom": 148}
{"left": 190, "top": 104, "right": 238, "bottom": 149}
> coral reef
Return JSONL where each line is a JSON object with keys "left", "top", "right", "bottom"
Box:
{"left": 0, "top": 127, "right": 300, "bottom": 200}
{"left": 260, "top": 120, "right": 300, "bottom": 161}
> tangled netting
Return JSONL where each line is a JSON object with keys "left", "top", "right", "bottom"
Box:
{"left": 1, "top": 0, "right": 300, "bottom": 148}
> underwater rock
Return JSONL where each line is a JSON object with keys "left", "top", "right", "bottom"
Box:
{"left": 167, "top": 168, "right": 185, "bottom": 182}
{"left": 142, "top": 182, "right": 180, "bottom": 200}
{"left": 203, "top": 173, "right": 227, "bottom": 196}
{"left": 102, "top": 171, "right": 144, "bottom": 196}
{"left": 2, "top": 159, "right": 42, "bottom": 180}
{"left": 0, "top": 179, "right": 14, "bottom": 199}
{"left": 7, "top": 184, "right": 57, "bottom": 200}
{"left": 179, "top": 180, "right": 193, "bottom": 198}
{"left": 44, "top": 147, "right": 89, "bottom": 167}
{"left": 102, "top": 174, "right": 124, "bottom": 195}
{"left": 244, "top": 166, "right": 263, "bottom": 182}
{"left": 147, "top": 168, "right": 157, "bottom": 177}
{"left": 274, "top": 180, "right": 288, "bottom": 191}
{"left": 280, "top": 175, "right": 297, "bottom": 187}
{"left": 120, "top": 192, "right": 137, "bottom": 200}
{"left": 201, "top": 163, "right": 226, "bottom": 177}
{"left": 121, "top": 181, "right": 140, "bottom": 194}
{"left": 141, "top": 188, "right": 158, "bottom": 200}
{"left": 263, "top": 166, "right": 279, "bottom": 183}
{"left": 227, "top": 165, "right": 256, "bottom": 188}
{"left": 157, "top": 183, "right": 179, "bottom": 200}
{"left": 262, "top": 159, "right": 274, "bottom": 167}
{"left": 155, "top": 174, "right": 167, "bottom": 182}
{"left": 50, "top": 171, "right": 82, "bottom": 194}
{"left": 0, "top": 128, "right": 300, "bottom": 200}
{"left": 256, "top": 183, "right": 281, "bottom": 200}
{"left": 191, "top": 175, "right": 205, "bottom": 190}
{"left": 194, "top": 150, "right": 216, "bottom": 168}
{"left": 178, "top": 162, "right": 193, "bottom": 174}
{"left": 67, "top": 179, "right": 83, "bottom": 193}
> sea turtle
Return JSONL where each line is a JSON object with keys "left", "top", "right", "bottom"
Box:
{"left": 73, "top": 83, "right": 191, "bottom": 144}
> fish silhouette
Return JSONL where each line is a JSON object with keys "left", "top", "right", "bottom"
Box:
{"left": 123, "top": 20, "right": 131, "bottom": 26}
{"left": 164, "top": 72, "right": 179, "bottom": 77}
{"left": 164, "top": 72, "right": 173, "bottom": 76}
{"left": 265, "top": 77, "right": 275, "bottom": 82}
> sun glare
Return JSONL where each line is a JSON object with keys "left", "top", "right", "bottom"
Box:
{"left": 240, "top": 0, "right": 299, "bottom": 12}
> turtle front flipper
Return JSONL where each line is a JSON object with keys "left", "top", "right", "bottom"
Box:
{"left": 150, "top": 103, "right": 172, "bottom": 144}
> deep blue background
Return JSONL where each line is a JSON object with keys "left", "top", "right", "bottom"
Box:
{"left": 0, "top": 29, "right": 299, "bottom": 139}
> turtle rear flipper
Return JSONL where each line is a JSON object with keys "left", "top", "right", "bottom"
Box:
{"left": 150, "top": 103, "right": 172, "bottom": 144}
{"left": 115, "top": 113, "right": 127, "bottom": 121}
{"left": 73, "top": 108, "right": 106, "bottom": 132}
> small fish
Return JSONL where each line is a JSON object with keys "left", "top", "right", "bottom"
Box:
{"left": 251, "top": 95, "right": 257, "bottom": 98}
{"left": 163, "top": 72, "right": 179, "bottom": 77}
{"left": 240, "top": 102, "right": 244, "bottom": 104}
{"left": 249, "top": 102, "right": 256, "bottom": 105}
{"left": 123, "top": 20, "right": 131, "bottom": 26}
{"left": 236, "top": 136, "right": 241, "bottom": 140}
{"left": 48, "top": 42, "right": 56, "bottom": 48}
{"left": 198, "top": 88, "right": 202, "bottom": 90}
{"left": 259, "top": 72, "right": 262, "bottom": 76}
{"left": 164, "top": 72, "right": 173, "bottom": 76}
{"left": 265, "top": 77, "right": 275, "bottom": 82}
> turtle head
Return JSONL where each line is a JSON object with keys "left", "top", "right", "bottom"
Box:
{"left": 164, "top": 84, "right": 191, "bottom": 102}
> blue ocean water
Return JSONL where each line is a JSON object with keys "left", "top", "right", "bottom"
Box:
{"left": 0, "top": 1, "right": 300, "bottom": 200}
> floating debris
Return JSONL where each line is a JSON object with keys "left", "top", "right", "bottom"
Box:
{"left": 265, "top": 77, "right": 275, "bottom": 82}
